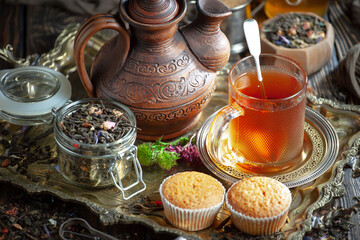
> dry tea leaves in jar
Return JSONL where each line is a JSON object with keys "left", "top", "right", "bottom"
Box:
{"left": 55, "top": 99, "right": 139, "bottom": 189}
{"left": 60, "top": 103, "right": 133, "bottom": 144}
{"left": 263, "top": 13, "right": 327, "bottom": 48}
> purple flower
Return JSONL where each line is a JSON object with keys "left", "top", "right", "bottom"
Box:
{"left": 165, "top": 145, "right": 181, "bottom": 153}
{"left": 277, "top": 35, "right": 290, "bottom": 45}
{"left": 94, "top": 132, "right": 99, "bottom": 144}
{"left": 179, "top": 145, "right": 202, "bottom": 166}
{"left": 165, "top": 144, "right": 203, "bottom": 167}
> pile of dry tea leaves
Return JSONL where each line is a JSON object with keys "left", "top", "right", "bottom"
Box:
{"left": 60, "top": 103, "right": 133, "bottom": 144}
{"left": 0, "top": 184, "right": 178, "bottom": 239}
{"left": 0, "top": 125, "right": 56, "bottom": 175}
{"left": 263, "top": 13, "right": 327, "bottom": 48}
{"left": 302, "top": 197, "right": 360, "bottom": 240}
{"left": 0, "top": 185, "right": 82, "bottom": 240}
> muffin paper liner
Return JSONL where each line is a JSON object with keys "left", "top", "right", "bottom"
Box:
{"left": 225, "top": 181, "right": 291, "bottom": 236}
{"left": 159, "top": 173, "right": 225, "bottom": 231}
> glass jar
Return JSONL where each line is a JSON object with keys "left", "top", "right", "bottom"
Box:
{"left": 0, "top": 66, "right": 71, "bottom": 125}
{"left": 54, "top": 98, "right": 146, "bottom": 200}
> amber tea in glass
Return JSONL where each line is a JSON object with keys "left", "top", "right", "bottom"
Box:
{"left": 264, "top": 0, "right": 329, "bottom": 18}
{"left": 207, "top": 54, "right": 307, "bottom": 174}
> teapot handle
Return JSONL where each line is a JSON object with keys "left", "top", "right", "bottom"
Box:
{"left": 74, "top": 14, "right": 130, "bottom": 97}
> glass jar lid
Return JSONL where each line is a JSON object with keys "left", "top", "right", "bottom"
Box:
{"left": 0, "top": 66, "right": 71, "bottom": 125}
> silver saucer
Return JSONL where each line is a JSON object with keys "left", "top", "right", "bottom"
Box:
{"left": 196, "top": 107, "right": 339, "bottom": 188}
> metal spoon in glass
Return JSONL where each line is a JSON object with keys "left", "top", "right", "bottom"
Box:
{"left": 243, "top": 18, "right": 267, "bottom": 99}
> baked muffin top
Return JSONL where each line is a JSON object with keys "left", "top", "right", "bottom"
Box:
{"left": 161, "top": 171, "right": 224, "bottom": 209}
{"left": 227, "top": 176, "right": 291, "bottom": 218}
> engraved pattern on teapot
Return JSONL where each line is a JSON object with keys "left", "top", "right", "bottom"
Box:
{"left": 107, "top": 69, "right": 210, "bottom": 104}
{"left": 124, "top": 54, "right": 190, "bottom": 75}
{"left": 132, "top": 85, "right": 215, "bottom": 121}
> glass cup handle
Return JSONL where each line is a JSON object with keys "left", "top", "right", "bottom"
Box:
{"left": 110, "top": 145, "right": 146, "bottom": 200}
{"left": 206, "top": 102, "right": 244, "bottom": 166}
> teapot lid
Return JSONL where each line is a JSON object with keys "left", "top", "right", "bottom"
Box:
{"left": 127, "top": 0, "right": 179, "bottom": 24}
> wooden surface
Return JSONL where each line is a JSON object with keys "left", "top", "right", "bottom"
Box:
{"left": 0, "top": 3, "right": 85, "bottom": 67}
{"left": 0, "top": 0, "right": 360, "bottom": 239}
{"left": 309, "top": 2, "right": 360, "bottom": 239}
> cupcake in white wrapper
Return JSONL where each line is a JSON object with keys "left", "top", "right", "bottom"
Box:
{"left": 226, "top": 177, "right": 292, "bottom": 235}
{"left": 159, "top": 171, "right": 225, "bottom": 231}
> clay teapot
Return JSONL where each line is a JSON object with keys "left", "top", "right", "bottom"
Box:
{"left": 74, "top": 0, "right": 232, "bottom": 140}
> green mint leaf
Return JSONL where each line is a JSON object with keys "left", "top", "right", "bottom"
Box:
{"left": 168, "top": 136, "right": 189, "bottom": 147}
{"left": 137, "top": 136, "right": 189, "bottom": 170}
{"left": 156, "top": 150, "right": 179, "bottom": 170}
{"left": 137, "top": 143, "right": 155, "bottom": 167}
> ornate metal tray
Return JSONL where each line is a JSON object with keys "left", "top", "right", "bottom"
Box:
{"left": 196, "top": 107, "right": 339, "bottom": 188}
{"left": 0, "top": 93, "right": 358, "bottom": 240}
{"left": 1, "top": 24, "right": 360, "bottom": 239}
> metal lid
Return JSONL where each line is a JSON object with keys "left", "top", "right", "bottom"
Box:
{"left": 0, "top": 66, "right": 71, "bottom": 125}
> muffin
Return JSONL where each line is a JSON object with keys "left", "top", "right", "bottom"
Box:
{"left": 159, "top": 171, "right": 225, "bottom": 231}
{"left": 226, "top": 176, "right": 291, "bottom": 235}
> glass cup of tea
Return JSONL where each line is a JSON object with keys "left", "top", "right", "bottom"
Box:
{"left": 264, "top": 0, "right": 329, "bottom": 18}
{"left": 207, "top": 53, "right": 307, "bottom": 174}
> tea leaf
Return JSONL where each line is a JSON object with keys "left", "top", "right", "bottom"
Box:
{"left": 12, "top": 223, "right": 23, "bottom": 230}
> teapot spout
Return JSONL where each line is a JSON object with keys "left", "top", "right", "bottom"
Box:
{"left": 180, "top": 0, "right": 232, "bottom": 72}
